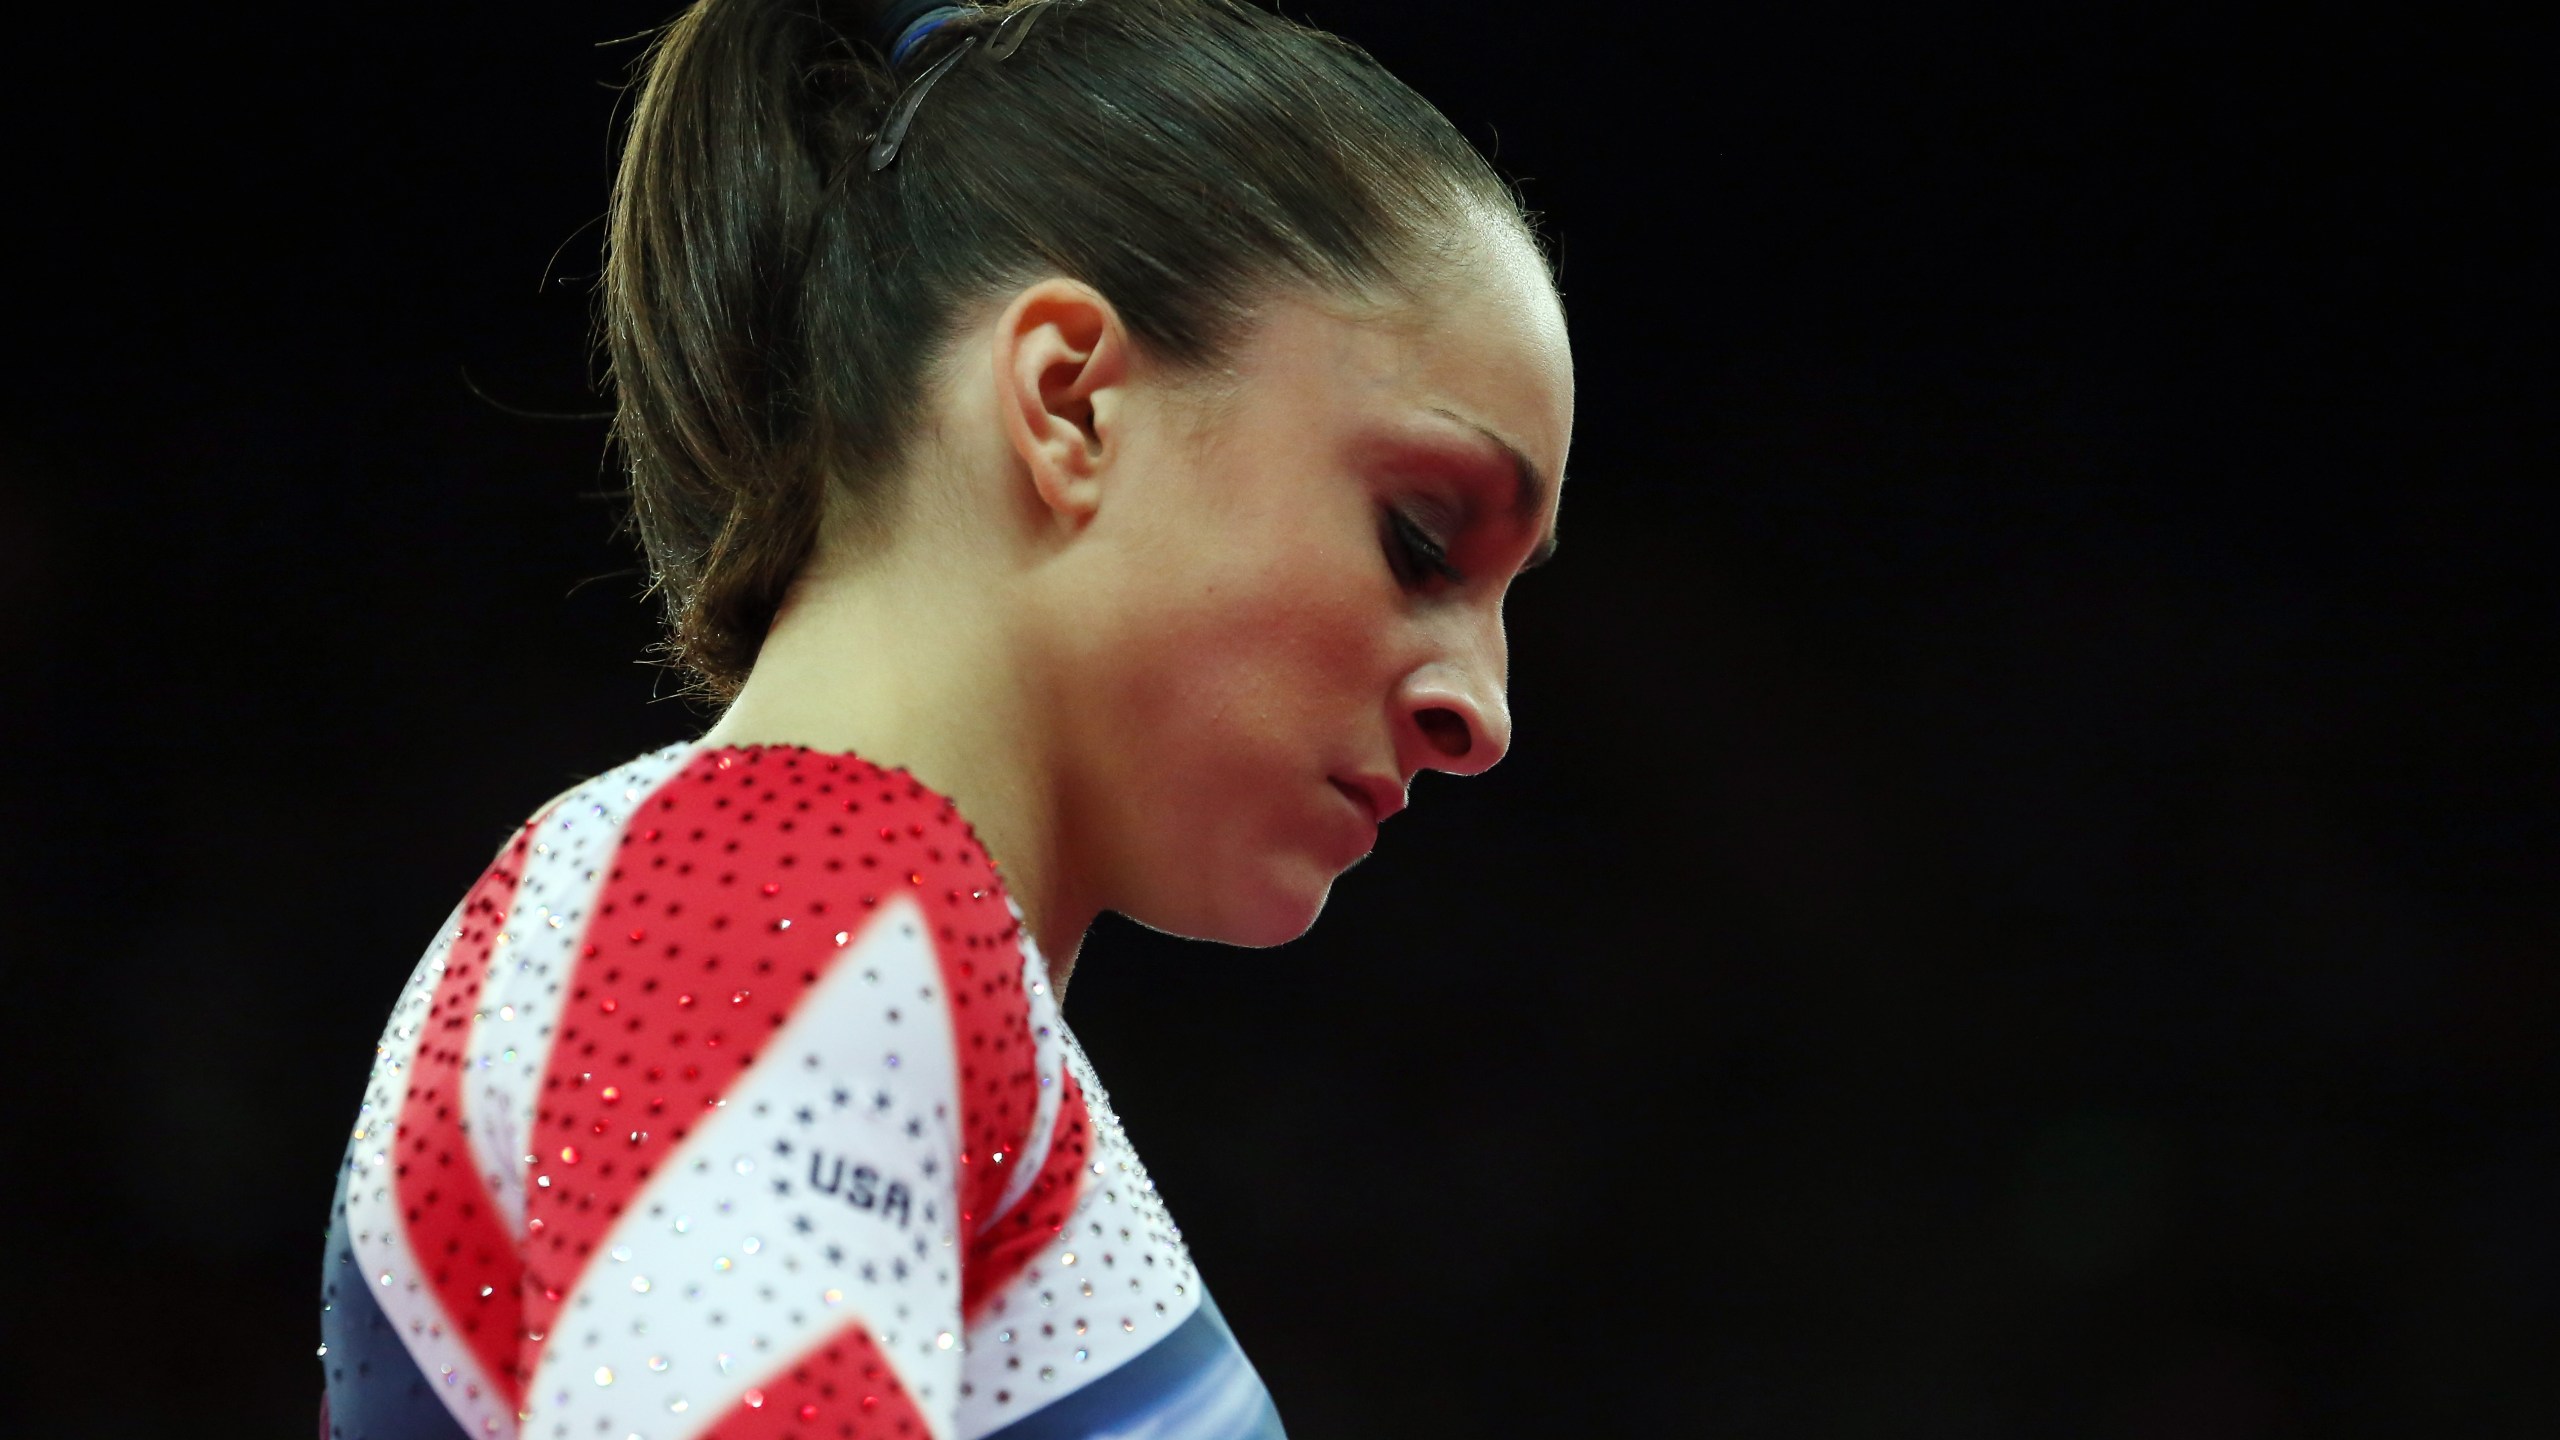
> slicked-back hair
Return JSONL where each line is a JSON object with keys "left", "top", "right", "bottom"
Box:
{"left": 606, "top": 0, "right": 1532, "bottom": 697}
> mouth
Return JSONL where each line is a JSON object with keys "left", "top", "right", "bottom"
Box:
{"left": 1330, "top": 778, "right": 1376, "bottom": 826}
{"left": 1329, "top": 775, "right": 1405, "bottom": 827}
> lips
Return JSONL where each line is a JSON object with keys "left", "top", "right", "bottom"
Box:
{"left": 1331, "top": 778, "right": 1377, "bottom": 825}
{"left": 1330, "top": 775, "right": 1405, "bottom": 825}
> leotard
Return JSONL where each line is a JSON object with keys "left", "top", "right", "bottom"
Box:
{"left": 320, "top": 742, "right": 1285, "bottom": 1439}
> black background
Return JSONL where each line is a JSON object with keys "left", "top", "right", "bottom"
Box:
{"left": 5, "top": 2, "right": 2551, "bottom": 1435}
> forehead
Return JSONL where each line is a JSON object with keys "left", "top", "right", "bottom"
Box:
{"left": 1224, "top": 228, "right": 1574, "bottom": 495}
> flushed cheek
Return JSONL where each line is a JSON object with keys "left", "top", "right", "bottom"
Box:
{"left": 1119, "top": 627, "right": 1356, "bottom": 862}
{"left": 1102, "top": 613, "right": 1386, "bottom": 940}
{"left": 1104, "top": 519, "right": 1382, "bottom": 749}
{"left": 1213, "top": 600, "right": 1382, "bottom": 761}
{"left": 1150, "top": 544, "right": 1377, "bottom": 717}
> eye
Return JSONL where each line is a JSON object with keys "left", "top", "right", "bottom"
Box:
{"left": 1383, "top": 507, "right": 1466, "bottom": 588}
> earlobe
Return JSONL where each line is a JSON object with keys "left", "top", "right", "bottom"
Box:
{"left": 993, "top": 279, "right": 1132, "bottom": 523}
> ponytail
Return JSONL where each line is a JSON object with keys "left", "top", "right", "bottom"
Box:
{"left": 604, "top": 0, "right": 1530, "bottom": 697}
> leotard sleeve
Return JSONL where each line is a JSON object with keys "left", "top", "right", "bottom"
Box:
{"left": 323, "top": 744, "right": 1091, "bottom": 1440}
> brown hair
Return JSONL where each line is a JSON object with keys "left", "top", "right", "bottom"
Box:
{"left": 606, "top": 0, "right": 1533, "bottom": 698}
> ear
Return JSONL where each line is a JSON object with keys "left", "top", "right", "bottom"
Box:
{"left": 991, "top": 278, "right": 1133, "bottom": 525}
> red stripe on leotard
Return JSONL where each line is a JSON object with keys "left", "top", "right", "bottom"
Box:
{"left": 692, "top": 1324, "right": 930, "bottom": 1439}
{"left": 967, "top": 1069, "right": 1093, "bottom": 1320}
{"left": 391, "top": 823, "right": 534, "bottom": 1407}
{"left": 518, "top": 746, "right": 1057, "bottom": 1388}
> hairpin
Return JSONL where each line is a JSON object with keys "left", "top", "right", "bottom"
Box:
{"left": 868, "top": 35, "right": 978, "bottom": 172}
{"left": 986, "top": 0, "right": 1060, "bottom": 61}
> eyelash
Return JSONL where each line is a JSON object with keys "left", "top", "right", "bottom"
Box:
{"left": 1385, "top": 507, "right": 1466, "bottom": 588}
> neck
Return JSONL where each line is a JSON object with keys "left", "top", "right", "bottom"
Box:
{"left": 701, "top": 530, "right": 1092, "bottom": 995}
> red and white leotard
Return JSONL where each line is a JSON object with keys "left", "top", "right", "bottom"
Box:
{"left": 321, "top": 742, "right": 1284, "bottom": 1440}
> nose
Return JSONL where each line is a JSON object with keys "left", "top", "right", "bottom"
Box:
{"left": 1395, "top": 645, "right": 1513, "bottom": 781}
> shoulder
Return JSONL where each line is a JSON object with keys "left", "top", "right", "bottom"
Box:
{"left": 618, "top": 744, "right": 1014, "bottom": 926}
{"left": 516, "top": 740, "right": 702, "bottom": 836}
{"left": 553, "top": 743, "right": 1046, "bottom": 1091}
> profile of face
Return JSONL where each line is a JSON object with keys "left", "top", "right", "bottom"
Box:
{"left": 996, "top": 217, "right": 1574, "bottom": 947}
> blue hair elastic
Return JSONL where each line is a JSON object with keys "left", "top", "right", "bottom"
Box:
{"left": 887, "top": 5, "right": 971, "bottom": 65}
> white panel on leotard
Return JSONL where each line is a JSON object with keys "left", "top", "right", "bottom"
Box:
{"left": 464, "top": 742, "right": 696, "bottom": 1238}
{"left": 521, "top": 895, "right": 968, "bottom": 1440}
{"left": 954, "top": 1029, "right": 1206, "bottom": 1438}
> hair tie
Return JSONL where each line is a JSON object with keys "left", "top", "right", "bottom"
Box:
{"left": 883, "top": 4, "right": 972, "bottom": 65}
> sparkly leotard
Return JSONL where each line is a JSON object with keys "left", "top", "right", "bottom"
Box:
{"left": 321, "top": 742, "right": 1285, "bottom": 1440}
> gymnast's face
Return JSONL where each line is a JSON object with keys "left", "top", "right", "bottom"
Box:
{"left": 1028, "top": 220, "right": 1572, "bottom": 947}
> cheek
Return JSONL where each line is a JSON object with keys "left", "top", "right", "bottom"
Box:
{"left": 1155, "top": 550, "right": 1381, "bottom": 746}
{"left": 1068, "top": 482, "right": 1399, "bottom": 939}
{"left": 1088, "top": 532, "right": 1387, "bottom": 861}
{"left": 1105, "top": 566, "right": 1380, "bottom": 944}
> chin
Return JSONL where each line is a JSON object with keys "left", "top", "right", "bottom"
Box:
{"left": 1125, "top": 860, "right": 1337, "bottom": 949}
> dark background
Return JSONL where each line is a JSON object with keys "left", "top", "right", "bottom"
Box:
{"left": 5, "top": 1, "right": 2550, "bottom": 1434}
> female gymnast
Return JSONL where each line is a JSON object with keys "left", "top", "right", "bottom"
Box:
{"left": 319, "top": 1, "right": 1570, "bottom": 1435}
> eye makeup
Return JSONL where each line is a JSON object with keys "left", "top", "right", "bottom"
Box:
{"left": 1358, "top": 415, "right": 1558, "bottom": 585}
{"left": 1384, "top": 506, "right": 1466, "bottom": 587}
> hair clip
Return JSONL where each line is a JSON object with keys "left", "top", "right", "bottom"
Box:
{"left": 868, "top": 35, "right": 978, "bottom": 172}
{"left": 986, "top": 0, "right": 1060, "bottom": 61}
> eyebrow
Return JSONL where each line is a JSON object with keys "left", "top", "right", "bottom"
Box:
{"left": 1429, "top": 407, "right": 1562, "bottom": 572}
